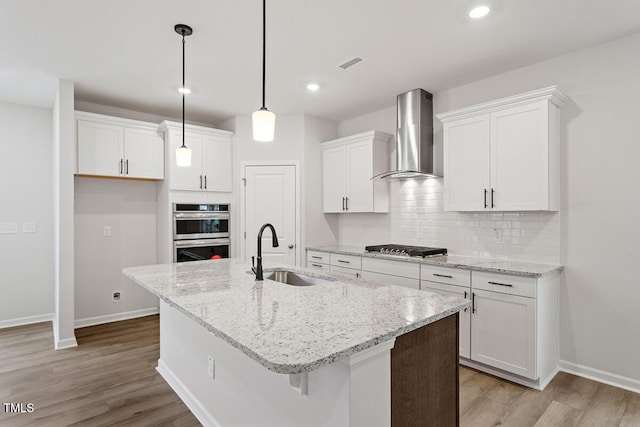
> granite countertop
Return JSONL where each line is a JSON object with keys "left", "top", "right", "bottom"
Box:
{"left": 306, "top": 245, "right": 562, "bottom": 277}
{"left": 123, "top": 259, "right": 469, "bottom": 375}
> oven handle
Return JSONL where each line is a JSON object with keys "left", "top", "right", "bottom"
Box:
{"left": 174, "top": 213, "right": 230, "bottom": 219}
{"left": 174, "top": 239, "right": 231, "bottom": 248}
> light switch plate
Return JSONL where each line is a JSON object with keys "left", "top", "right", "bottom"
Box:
{"left": 0, "top": 223, "right": 19, "bottom": 234}
{"left": 22, "top": 223, "right": 37, "bottom": 233}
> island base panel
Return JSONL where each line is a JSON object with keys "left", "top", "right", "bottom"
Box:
{"left": 157, "top": 300, "right": 398, "bottom": 427}
{"left": 392, "top": 313, "right": 459, "bottom": 427}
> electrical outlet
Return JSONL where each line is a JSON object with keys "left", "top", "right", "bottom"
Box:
{"left": 207, "top": 355, "right": 215, "bottom": 379}
{"left": 493, "top": 228, "right": 502, "bottom": 242}
{"left": 112, "top": 292, "right": 121, "bottom": 302}
{"left": 103, "top": 226, "right": 112, "bottom": 237}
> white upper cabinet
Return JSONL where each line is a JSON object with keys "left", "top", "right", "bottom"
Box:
{"left": 76, "top": 112, "right": 164, "bottom": 180}
{"left": 321, "top": 130, "right": 392, "bottom": 213}
{"left": 162, "top": 121, "right": 234, "bottom": 193}
{"left": 437, "top": 86, "right": 567, "bottom": 211}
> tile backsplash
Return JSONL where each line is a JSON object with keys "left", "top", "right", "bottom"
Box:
{"left": 338, "top": 178, "right": 560, "bottom": 264}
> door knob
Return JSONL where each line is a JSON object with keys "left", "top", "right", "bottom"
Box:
{"left": 288, "top": 244, "right": 294, "bottom": 249}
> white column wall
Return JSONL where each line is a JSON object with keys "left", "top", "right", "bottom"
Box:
{"left": 52, "top": 80, "right": 77, "bottom": 349}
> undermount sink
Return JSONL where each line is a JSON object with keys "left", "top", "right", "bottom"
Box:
{"left": 257, "top": 270, "right": 335, "bottom": 286}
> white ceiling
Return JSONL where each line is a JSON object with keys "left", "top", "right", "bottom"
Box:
{"left": 1, "top": 0, "right": 639, "bottom": 123}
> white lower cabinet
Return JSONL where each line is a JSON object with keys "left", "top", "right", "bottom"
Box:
{"left": 421, "top": 265, "right": 471, "bottom": 358}
{"left": 422, "top": 266, "right": 557, "bottom": 388}
{"left": 305, "top": 249, "right": 558, "bottom": 389}
{"left": 361, "top": 258, "right": 420, "bottom": 290}
{"left": 306, "top": 250, "right": 330, "bottom": 271}
{"left": 329, "top": 254, "right": 362, "bottom": 278}
{"left": 471, "top": 289, "right": 536, "bottom": 379}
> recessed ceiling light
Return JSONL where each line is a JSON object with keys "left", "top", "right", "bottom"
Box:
{"left": 469, "top": 5, "right": 490, "bottom": 19}
{"left": 178, "top": 87, "right": 191, "bottom": 94}
{"left": 306, "top": 83, "right": 320, "bottom": 92}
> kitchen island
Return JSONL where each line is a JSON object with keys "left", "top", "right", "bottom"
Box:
{"left": 123, "top": 259, "right": 469, "bottom": 427}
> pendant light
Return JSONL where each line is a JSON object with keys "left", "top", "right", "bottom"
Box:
{"left": 175, "top": 24, "right": 193, "bottom": 167}
{"left": 252, "top": 0, "right": 276, "bottom": 142}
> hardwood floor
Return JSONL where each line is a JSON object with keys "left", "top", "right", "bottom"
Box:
{"left": 1, "top": 315, "right": 639, "bottom": 426}
{"left": 0, "top": 316, "right": 199, "bottom": 427}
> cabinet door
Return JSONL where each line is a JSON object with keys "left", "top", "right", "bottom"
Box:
{"left": 124, "top": 127, "right": 164, "bottom": 179}
{"left": 443, "top": 115, "right": 491, "bottom": 211}
{"left": 202, "top": 135, "right": 232, "bottom": 192}
{"left": 491, "top": 102, "right": 549, "bottom": 210}
{"left": 471, "top": 289, "right": 536, "bottom": 379}
{"left": 77, "top": 120, "right": 123, "bottom": 177}
{"left": 169, "top": 132, "right": 203, "bottom": 191}
{"left": 322, "top": 146, "right": 347, "bottom": 213}
{"left": 421, "top": 281, "right": 471, "bottom": 358}
{"left": 345, "top": 140, "right": 374, "bottom": 212}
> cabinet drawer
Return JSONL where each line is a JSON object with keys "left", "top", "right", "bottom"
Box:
{"left": 421, "top": 264, "right": 470, "bottom": 288}
{"left": 330, "top": 253, "right": 362, "bottom": 270}
{"left": 421, "top": 280, "right": 470, "bottom": 298}
{"left": 330, "top": 265, "right": 361, "bottom": 279}
{"left": 472, "top": 271, "right": 536, "bottom": 298}
{"left": 307, "top": 261, "right": 329, "bottom": 272}
{"left": 307, "top": 251, "right": 330, "bottom": 265}
{"left": 360, "top": 270, "right": 419, "bottom": 290}
{"left": 362, "top": 257, "right": 419, "bottom": 279}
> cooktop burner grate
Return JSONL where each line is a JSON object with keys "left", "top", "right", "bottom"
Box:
{"left": 365, "top": 244, "right": 447, "bottom": 257}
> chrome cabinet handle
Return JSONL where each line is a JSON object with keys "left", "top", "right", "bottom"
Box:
{"left": 342, "top": 197, "right": 345, "bottom": 211}
{"left": 355, "top": 272, "right": 360, "bottom": 278}
{"left": 484, "top": 189, "right": 488, "bottom": 208}
{"left": 337, "top": 259, "right": 350, "bottom": 264}
{"left": 200, "top": 175, "right": 203, "bottom": 189}
{"left": 288, "top": 244, "right": 294, "bottom": 249}
{"left": 488, "top": 281, "right": 513, "bottom": 287}
{"left": 310, "top": 263, "right": 323, "bottom": 268}
{"left": 120, "top": 159, "right": 123, "bottom": 175}
{"left": 433, "top": 273, "right": 453, "bottom": 279}
{"left": 491, "top": 188, "right": 495, "bottom": 208}
{"left": 125, "top": 159, "right": 129, "bottom": 175}
{"left": 472, "top": 292, "right": 476, "bottom": 314}
{"left": 463, "top": 291, "right": 468, "bottom": 312}
{"left": 345, "top": 197, "right": 349, "bottom": 211}
{"left": 204, "top": 175, "right": 207, "bottom": 189}
{"left": 311, "top": 256, "right": 322, "bottom": 259}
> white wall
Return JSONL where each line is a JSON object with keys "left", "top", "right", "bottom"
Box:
{"left": 74, "top": 178, "right": 159, "bottom": 326}
{"left": 303, "top": 116, "right": 339, "bottom": 248}
{"left": 222, "top": 114, "right": 339, "bottom": 264}
{"left": 338, "top": 32, "right": 640, "bottom": 389}
{"left": 0, "top": 101, "right": 54, "bottom": 327}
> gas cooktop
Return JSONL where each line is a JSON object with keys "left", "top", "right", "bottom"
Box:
{"left": 365, "top": 244, "right": 447, "bottom": 257}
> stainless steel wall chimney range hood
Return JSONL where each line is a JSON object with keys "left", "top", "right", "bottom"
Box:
{"left": 375, "top": 88, "right": 440, "bottom": 179}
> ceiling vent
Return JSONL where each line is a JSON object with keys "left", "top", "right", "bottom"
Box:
{"left": 339, "top": 57, "right": 363, "bottom": 70}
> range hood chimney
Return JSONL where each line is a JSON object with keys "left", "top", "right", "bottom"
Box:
{"left": 375, "top": 88, "right": 440, "bottom": 179}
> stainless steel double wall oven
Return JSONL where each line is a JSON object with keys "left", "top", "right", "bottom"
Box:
{"left": 173, "top": 203, "right": 230, "bottom": 262}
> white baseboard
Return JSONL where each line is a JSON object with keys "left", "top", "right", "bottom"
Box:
{"left": 157, "top": 359, "right": 221, "bottom": 427}
{"left": 55, "top": 336, "right": 78, "bottom": 350}
{"left": 0, "top": 313, "right": 53, "bottom": 329}
{"left": 559, "top": 360, "right": 640, "bottom": 394}
{"left": 74, "top": 307, "right": 159, "bottom": 328}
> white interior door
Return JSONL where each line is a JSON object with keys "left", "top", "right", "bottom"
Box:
{"left": 244, "top": 165, "right": 296, "bottom": 267}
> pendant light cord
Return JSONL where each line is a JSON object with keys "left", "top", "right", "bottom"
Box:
{"left": 182, "top": 31, "right": 186, "bottom": 148}
{"left": 261, "top": 0, "right": 266, "bottom": 109}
